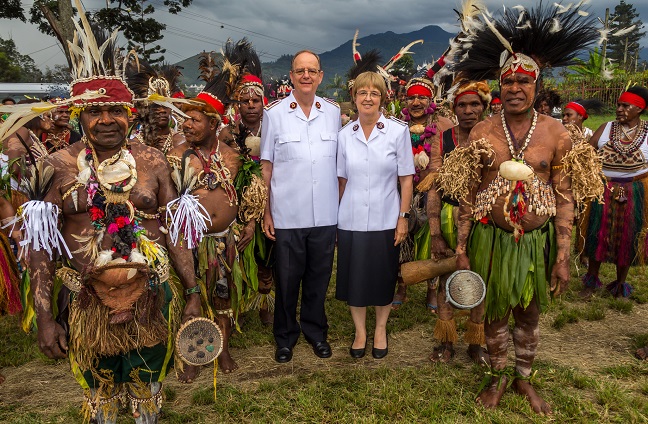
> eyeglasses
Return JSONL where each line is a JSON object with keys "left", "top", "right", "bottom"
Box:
{"left": 292, "top": 68, "right": 321, "bottom": 77}
{"left": 406, "top": 95, "right": 430, "bottom": 103}
{"left": 356, "top": 90, "right": 381, "bottom": 99}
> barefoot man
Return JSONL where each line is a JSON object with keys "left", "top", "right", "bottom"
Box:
{"left": 168, "top": 52, "right": 267, "bottom": 377}
{"left": 16, "top": 7, "right": 201, "bottom": 421}
{"left": 428, "top": 78, "right": 491, "bottom": 365}
{"left": 441, "top": 3, "right": 597, "bottom": 414}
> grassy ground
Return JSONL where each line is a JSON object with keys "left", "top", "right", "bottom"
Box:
{"left": 2, "top": 112, "right": 648, "bottom": 423}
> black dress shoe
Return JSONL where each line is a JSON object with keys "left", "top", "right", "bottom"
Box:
{"left": 349, "top": 344, "right": 366, "bottom": 359}
{"left": 275, "top": 347, "right": 293, "bottom": 363}
{"left": 372, "top": 338, "right": 388, "bottom": 359}
{"left": 311, "top": 341, "right": 332, "bottom": 358}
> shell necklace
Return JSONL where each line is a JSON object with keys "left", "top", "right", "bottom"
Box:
{"left": 501, "top": 109, "right": 538, "bottom": 160}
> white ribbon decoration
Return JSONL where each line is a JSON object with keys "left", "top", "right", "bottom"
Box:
{"left": 166, "top": 191, "right": 212, "bottom": 249}
{"left": 9, "top": 200, "right": 72, "bottom": 260}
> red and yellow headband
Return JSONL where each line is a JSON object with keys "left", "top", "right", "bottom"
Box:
{"left": 565, "top": 101, "right": 588, "bottom": 119}
{"left": 618, "top": 92, "right": 647, "bottom": 110}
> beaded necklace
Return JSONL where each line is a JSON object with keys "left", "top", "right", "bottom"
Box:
{"left": 609, "top": 120, "right": 648, "bottom": 154}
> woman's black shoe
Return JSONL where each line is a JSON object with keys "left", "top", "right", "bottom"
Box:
{"left": 349, "top": 344, "right": 366, "bottom": 358}
{"left": 372, "top": 337, "right": 388, "bottom": 359}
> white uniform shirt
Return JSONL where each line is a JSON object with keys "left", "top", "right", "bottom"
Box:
{"left": 337, "top": 114, "right": 415, "bottom": 232}
{"left": 260, "top": 92, "right": 341, "bottom": 229}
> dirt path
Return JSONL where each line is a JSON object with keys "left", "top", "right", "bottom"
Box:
{"left": 1, "top": 303, "right": 646, "bottom": 413}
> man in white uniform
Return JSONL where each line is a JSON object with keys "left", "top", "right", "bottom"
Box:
{"left": 260, "top": 50, "right": 341, "bottom": 363}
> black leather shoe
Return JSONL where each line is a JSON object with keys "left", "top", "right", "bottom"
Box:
{"left": 372, "top": 338, "right": 388, "bottom": 359}
{"left": 275, "top": 347, "right": 293, "bottom": 363}
{"left": 349, "top": 344, "right": 366, "bottom": 359}
{"left": 311, "top": 341, "right": 332, "bottom": 358}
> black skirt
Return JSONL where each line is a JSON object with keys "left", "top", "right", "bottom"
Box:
{"left": 336, "top": 229, "right": 400, "bottom": 307}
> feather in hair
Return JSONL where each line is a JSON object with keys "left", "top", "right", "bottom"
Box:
{"left": 383, "top": 40, "right": 424, "bottom": 71}
{"left": 0, "top": 91, "right": 106, "bottom": 141}
{"left": 352, "top": 29, "right": 361, "bottom": 63}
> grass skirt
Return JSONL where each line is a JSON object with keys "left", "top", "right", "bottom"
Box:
{"left": 469, "top": 220, "right": 556, "bottom": 323}
{"left": 585, "top": 175, "right": 648, "bottom": 266}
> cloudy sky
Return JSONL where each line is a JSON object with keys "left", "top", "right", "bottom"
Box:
{"left": 2, "top": 0, "right": 647, "bottom": 70}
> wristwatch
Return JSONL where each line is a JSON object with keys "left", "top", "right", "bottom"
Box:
{"left": 399, "top": 211, "right": 411, "bottom": 218}
{"left": 185, "top": 285, "right": 201, "bottom": 296}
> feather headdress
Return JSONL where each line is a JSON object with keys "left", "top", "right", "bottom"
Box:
{"left": 67, "top": 0, "right": 134, "bottom": 109}
{"left": 272, "top": 75, "right": 292, "bottom": 99}
{"left": 226, "top": 38, "right": 264, "bottom": 100}
{"left": 346, "top": 44, "right": 383, "bottom": 90}
{"left": 446, "top": 1, "right": 599, "bottom": 82}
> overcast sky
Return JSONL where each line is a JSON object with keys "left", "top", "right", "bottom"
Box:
{"left": 1, "top": 0, "right": 647, "bottom": 70}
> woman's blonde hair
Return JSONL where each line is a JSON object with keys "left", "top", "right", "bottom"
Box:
{"left": 352, "top": 72, "right": 387, "bottom": 105}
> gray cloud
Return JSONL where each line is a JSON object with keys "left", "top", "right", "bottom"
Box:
{"left": 1, "top": 0, "right": 646, "bottom": 69}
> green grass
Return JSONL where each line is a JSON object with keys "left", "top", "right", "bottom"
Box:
{"left": 584, "top": 113, "right": 615, "bottom": 134}
{"left": 2, "top": 117, "right": 648, "bottom": 422}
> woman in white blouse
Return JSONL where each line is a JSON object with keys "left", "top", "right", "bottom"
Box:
{"left": 336, "top": 71, "right": 415, "bottom": 359}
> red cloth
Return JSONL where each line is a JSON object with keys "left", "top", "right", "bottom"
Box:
{"left": 565, "top": 101, "right": 588, "bottom": 119}
{"left": 618, "top": 92, "right": 647, "bottom": 110}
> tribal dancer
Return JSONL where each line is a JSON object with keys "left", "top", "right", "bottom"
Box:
{"left": 428, "top": 78, "right": 490, "bottom": 364}
{"left": 41, "top": 104, "right": 82, "bottom": 153}
{"left": 226, "top": 40, "right": 275, "bottom": 326}
{"left": 2, "top": 3, "right": 201, "bottom": 421}
{"left": 439, "top": 2, "right": 597, "bottom": 413}
{"left": 581, "top": 86, "right": 648, "bottom": 302}
{"left": 167, "top": 38, "right": 267, "bottom": 377}
{"left": 125, "top": 59, "right": 186, "bottom": 156}
{"left": 391, "top": 69, "right": 454, "bottom": 312}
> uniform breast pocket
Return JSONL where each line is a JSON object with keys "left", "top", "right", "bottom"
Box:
{"left": 320, "top": 132, "right": 337, "bottom": 157}
{"left": 276, "top": 133, "right": 302, "bottom": 162}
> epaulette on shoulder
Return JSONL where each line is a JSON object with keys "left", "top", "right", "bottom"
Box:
{"left": 323, "top": 97, "right": 340, "bottom": 108}
{"left": 389, "top": 116, "right": 407, "bottom": 126}
{"left": 264, "top": 98, "right": 281, "bottom": 111}
{"left": 340, "top": 119, "right": 355, "bottom": 132}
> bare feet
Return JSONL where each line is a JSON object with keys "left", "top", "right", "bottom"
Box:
{"left": 259, "top": 307, "right": 273, "bottom": 326}
{"left": 636, "top": 346, "right": 648, "bottom": 360}
{"left": 467, "top": 344, "right": 490, "bottom": 367}
{"left": 177, "top": 364, "right": 200, "bottom": 383}
{"left": 512, "top": 378, "right": 552, "bottom": 415}
{"left": 578, "top": 286, "right": 595, "bottom": 300}
{"left": 391, "top": 285, "right": 407, "bottom": 311}
{"left": 429, "top": 343, "right": 455, "bottom": 363}
{"left": 476, "top": 375, "right": 508, "bottom": 409}
{"left": 218, "top": 351, "right": 239, "bottom": 373}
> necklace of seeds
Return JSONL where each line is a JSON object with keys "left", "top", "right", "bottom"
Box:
{"left": 501, "top": 109, "right": 538, "bottom": 160}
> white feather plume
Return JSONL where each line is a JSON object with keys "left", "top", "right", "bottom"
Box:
{"left": 613, "top": 25, "right": 636, "bottom": 37}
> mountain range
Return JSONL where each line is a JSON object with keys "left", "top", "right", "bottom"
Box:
{"left": 174, "top": 25, "right": 455, "bottom": 91}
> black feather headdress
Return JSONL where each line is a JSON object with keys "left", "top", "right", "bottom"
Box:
{"left": 447, "top": 1, "right": 599, "bottom": 82}
{"left": 347, "top": 49, "right": 383, "bottom": 91}
{"left": 226, "top": 38, "right": 264, "bottom": 100}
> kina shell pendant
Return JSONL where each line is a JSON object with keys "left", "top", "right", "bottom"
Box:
{"left": 246, "top": 135, "right": 261, "bottom": 157}
{"left": 99, "top": 151, "right": 136, "bottom": 184}
{"left": 499, "top": 159, "right": 534, "bottom": 182}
